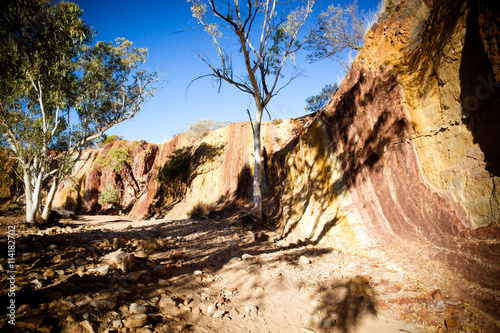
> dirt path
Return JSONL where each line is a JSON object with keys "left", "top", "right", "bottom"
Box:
{"left": 0, "top": 215, "right": 497, "bottom": 332}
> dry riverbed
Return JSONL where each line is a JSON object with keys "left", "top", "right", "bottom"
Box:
{"left": 0, "top": 215, "right": 497, "bottom": 332}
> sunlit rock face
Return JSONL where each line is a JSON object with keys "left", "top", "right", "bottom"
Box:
{"left": 270, "top": 0, "right": 499, "bottom": 314}
{"left": 54, "top": 0, "right": 499, "bottom": 315}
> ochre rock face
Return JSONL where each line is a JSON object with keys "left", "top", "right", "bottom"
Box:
{"left": 53, "top": 0, "right": 499, "bottom": 315}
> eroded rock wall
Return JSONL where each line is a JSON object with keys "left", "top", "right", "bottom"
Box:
{"left": 267, "top": 0, "right": 499, "bottom": 303}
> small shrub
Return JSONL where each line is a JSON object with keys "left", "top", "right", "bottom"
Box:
{"left": 187, "top": 201, "right": 217, "bottom": 219}
{"left": 187, "top": 119, "right": 230, "bottom": 139}
{"left": 98, "top": 184, "right": 122, "bottom": 209}
{"left": 94, "top": 144, "right": 131, "bottom": 173}
{"left": 271, "top": 118, "right": 283, "bottom": 125}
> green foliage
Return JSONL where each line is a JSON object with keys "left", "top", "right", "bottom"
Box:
{"left": 94, "top": 144, "right": 131, "bottom": 173}
{"left": 98, "top": 184, "right": 122, "bottom": 208}
{"left": 305, "top": 84, "right": 338, "bottom": 113}
{"left": 0, "top": 0, "right": 158, "bottom": 222}
{"left": 157, "top": 148, "right": 192, "bottom": 197}
{"left": 187, "top": 119, "right": 230, "bottom": 138}
{"left": 305, "top": 2, "right": 366, "bottom": 72}
{"left": 98, "top": 135, "right": 124, "bottom": 148}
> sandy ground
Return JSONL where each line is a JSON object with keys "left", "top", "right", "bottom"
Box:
{"left": 0, "top": 215, "right": 498, "bottom": 332}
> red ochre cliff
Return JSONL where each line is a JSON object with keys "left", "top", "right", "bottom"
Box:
{"left": 53, "top": 0, "right": 500, "bottom": 320}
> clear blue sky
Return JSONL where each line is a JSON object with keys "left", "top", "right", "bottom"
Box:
{"left": 74, "top": 0, "right": 379, "bottom": 144}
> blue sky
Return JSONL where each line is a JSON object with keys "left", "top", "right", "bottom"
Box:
{"left": 74, "top": 0, "right": 379, "bottom": 143}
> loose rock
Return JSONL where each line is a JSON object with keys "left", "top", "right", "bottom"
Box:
{"left": 123, "top": 314, "right": 148, "bottom": 328}
{"left": 130, "top": 303, "right": 147, "bottom": 314}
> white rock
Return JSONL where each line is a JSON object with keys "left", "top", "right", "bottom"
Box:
{"left": 130, "top": 303, "right": 147, "bottom": 314}
{"left": 97, "top": 264, "right": 110, "bottom": 275}
{"left": 194, "top": 270, "right": 203, "bottom": 276}
{"left": 123, "top": 314, "right": 148, "bottom": 328}
{"left": 213, "top": 309, "right": 225, "bottom": 318}
{"left": 207, "top": 304, "right": 216, "bottom": 315}
{"left": 159, "top": 296, "right": 176, "bottom": 308}
{"left": 299, "top": 255, "right": 311, "bottom": 265}
{"left": 241, "top": 254, "right": 254, "bottom": 260}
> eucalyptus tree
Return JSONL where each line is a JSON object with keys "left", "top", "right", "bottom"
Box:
{"left": 305, "top": 2, "right": 366, "bottom": 73}
{"left": 305, "top": 83, "right": 338, "bottom": 113}
{"left": 0, "top": 0, "right": 158, "bottom": 223}
{"left": 188, "top": 0, "right": 315, "bottom": 219}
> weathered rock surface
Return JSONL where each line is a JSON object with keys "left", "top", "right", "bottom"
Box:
{"left": 52, "top": 0, "right": 499, "bottom": 320}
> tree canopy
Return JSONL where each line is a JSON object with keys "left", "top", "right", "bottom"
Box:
{"left": 305, "top": 1, "right": 367, "bottom": 73}
{"left": 0, "top": 0, "right": 158, "bottom": 223}
{"left": 305, "top": 83, "right": 338, "bottom": 113}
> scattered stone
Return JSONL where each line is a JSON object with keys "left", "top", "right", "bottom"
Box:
{"left": 43, "top": 269, "right": 55, "bottom": 277}
{"left": 387, "top": 285, "right": 401, "bottom": 293}
{"left": 67, "top": 313, "right": 78, "bottom": 323}
{"left": 111, "top": 319, "right": 123, "bottom": 329}
{"left": 113, "top": 237, "right": 126, "bottom": 250}
{"left": 15, "top": 317, "right": 44, "bottom": 329}
{"left": 80, "top": 320, "right": 98, "bottom": 333}
{"left": 253, "top": 232, "right": 272, "bottom": 243}
{"left": 31, "top": 279, "right": 43, "bottom": 288}
{"left": 255, "top": 287, "right": 265, "bottom": 294}
{"left": 53, "top": 254, "right": 62, "bottom": 264}
{"left": 194, "top": 270, "right": 203, "bottom": 276}
{"left": 241, "top": 253, "right": 254, "bottom": 260}
{"left": 207, "top": 304, "right": 216, "bottom": 316}
{"left": 153, "top": 264, "right": 167, "bottom": 277}
{"left": 130, "top": 303, "right": 147, "bottom": 314}
{"left": 96, "top": 264, "right": 110, "bottom": 275}
{"left": 123, "top": 314, "right": 148, "bottom": 328}
{"left": 298, "top": 255, "right": 311, "bottom": 265}
{"left": 128, "top": 271, "right": 143, "bottom": 282}
{"left": 427, "top": 289, "right": 444, "bottom": 301}
{"left": 213, "top": 309, "right": 226, "bottom": 318}
{"left": 134, "top": 250, "right": 150, "bottom": 259}
{"left": 138, "top": 241, "right": 159, "bottom": 251}
{"left": 171, "top": 250, "right": 184, "bottom": 259}
{"left": 103, "top": 249, "right": 135, "bottom": 272}
{"left": 228, "top": 257, "right": 242, "bottom": 264}
{"left": 427, "top": 300, "right": 446, "bottom": 313}
{"left": 159, "top": 296, "right": 177, "bottom": 309}
{"left": 158, "top": 279, "right": 170, "bottom": 286}
{"left": 16, "top": 303, "right": 31, "bottom": 314}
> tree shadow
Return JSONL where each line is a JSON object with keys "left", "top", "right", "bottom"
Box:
{"left": 266, "top": 66, "right": 410, "bottom": 244}
{"left": 0, "top": 215, "right": 348, "bottom": 332}
{"left": 311, "top": 277, "right": 377, "bottom": 333}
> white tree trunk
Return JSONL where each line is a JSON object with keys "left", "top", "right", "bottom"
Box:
{"left": 252, "top": 104, "right": 264, "bottom": 220}
{"left": 23, "top": 171, "right": 41, "bottom": 223}
{"left": 41, "top": 176, "right": 59, "bottom": 221}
